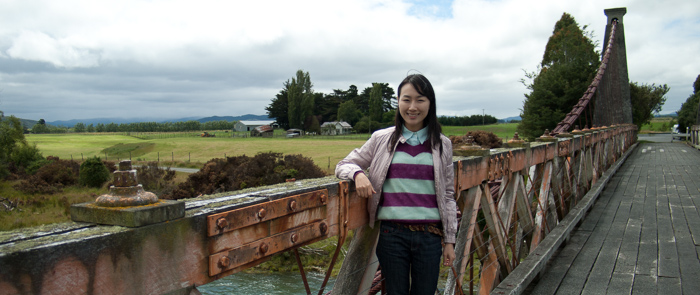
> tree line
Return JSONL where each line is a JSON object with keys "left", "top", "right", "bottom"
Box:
{"left": 28, "top": 120, "right": 235, "bottom": 134}
{"left": 266, "top": 70, "right": 501, "bottom": 134}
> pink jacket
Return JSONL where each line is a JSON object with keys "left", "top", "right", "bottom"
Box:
{"left": 335, "top": 127, "right": 458, "bottom": 244}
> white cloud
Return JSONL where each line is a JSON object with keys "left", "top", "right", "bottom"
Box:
{"left": 0, "top": 0, "right": 698, "bottom": 121}
{"left": 6, "top": 31, "right": 100, "bottom": 68}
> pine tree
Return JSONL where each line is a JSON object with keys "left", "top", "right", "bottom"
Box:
{"left": 517, "top": 13, "right": 600, "bottom": 140}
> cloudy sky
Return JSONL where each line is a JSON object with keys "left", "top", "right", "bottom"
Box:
{"left": 1, "top": 0, "right": 698, "bottom": 122}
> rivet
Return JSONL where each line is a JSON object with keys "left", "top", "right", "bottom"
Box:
{"left": 258, "top": 208, "right": 266, "bottom": 219}
{"left": 319, "top": 222, "right": 328, "bottom": 234}
{"left": 288, "top": 200, "right": 297, "bottom": 211}
{"left": 320, "top": 193, "right": 327, "bottom": 204}
{"left": 291, "top": 233, "right": 299, "bottom": 244}
{"left": 218, "top": 256, "right": 231, "bottom": 269}
{"left": 259, "top": 243, "right": 269, "bottom": 254}
{"left": 216, "top": 218, "right": 229, "bottom": 230}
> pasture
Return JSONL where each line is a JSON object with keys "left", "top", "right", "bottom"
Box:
{"left": 26, "top": 123, "right": 520, "bottom": 174}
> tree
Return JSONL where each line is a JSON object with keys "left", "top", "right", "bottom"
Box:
{"left": 266, "top": 88, "right": 290, "bottom": 129}
{"left": 630, "top": 82, "right": 669, "bottom": 128}
{"left": 677, "top": 74, "right": 700, "bottom": 132}
{"left": 74, "top": 122, "right": 86, "bottom": 133}
{"left": 32, "top": 119, "right": 50, "bottom": 134}
{"left": 337, "top": 100, "right": 361, "bottom": 126}
{"left": 517, "top": 13, "right": 600, "bottom": 140}
{"left": 287, "top": 70, "right": 314, "bottom": 130}
{"left": 369, "top": 83, "right": 383, "bottom": 122}
{"left": 0, "top": 114, "right": 27, "bottom": 178}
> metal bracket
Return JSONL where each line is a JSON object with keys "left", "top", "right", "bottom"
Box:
{"left": 207, "top": 189, "right": 329, "bottom": 237}
{"left": 209, "top": 220, "right": 329, "bottom": 276}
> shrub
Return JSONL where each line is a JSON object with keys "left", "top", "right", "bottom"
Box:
{"left": 135, "top": 161, "right": 177, "bottom": 195}
{"left": 10, "top": 143, "right": 45, "bottom": 174}
{"left": 164, "top": 152, "right": 327, "bottom": 200}
{"left": 79, "top": 157, "right": 111, "bottom": 188}
{"left": 450, "top": 130, "right": 503, "bottom": 149}
{"left": 13, "top": 157, "right": 80, "bottom": 194}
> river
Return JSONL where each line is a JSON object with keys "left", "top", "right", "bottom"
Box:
{"left": 198, "top": 272, "right": 336, "bottom": 295}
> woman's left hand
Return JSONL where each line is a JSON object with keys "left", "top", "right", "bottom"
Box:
{"left": 443, "top": 243, "right": 456, "bottom": 267}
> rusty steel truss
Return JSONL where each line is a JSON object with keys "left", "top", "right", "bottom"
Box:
{"left": 0, "top": 125, "right": 636, "bottom": 295}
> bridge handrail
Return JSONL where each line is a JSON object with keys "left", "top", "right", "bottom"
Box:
{"left": 0, "top": 125, "right": 637, "bottom": 295}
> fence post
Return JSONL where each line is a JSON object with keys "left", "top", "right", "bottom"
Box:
{"left": 158, "top": 152, "right": 160, "bottom": 162}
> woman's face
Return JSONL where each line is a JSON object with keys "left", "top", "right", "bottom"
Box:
{"left": 398, "top": 83, "right": 430, "bottom": 132}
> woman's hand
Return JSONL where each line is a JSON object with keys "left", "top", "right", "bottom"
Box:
{"left": 353, "top": 172, "right": 376, "bottom": 198}
{"left": 443, "top": 243, "right": 456, "bottom": 267}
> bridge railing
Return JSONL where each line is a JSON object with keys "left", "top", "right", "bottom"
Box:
{"left": 691, "top": 125, "right": 700, "bottom": 146}
{"left": 0, "top": 125, "right": 636, "bottom": 295}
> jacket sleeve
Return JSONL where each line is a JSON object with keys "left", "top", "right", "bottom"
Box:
{"left": 335, "top": 135, "right": 377, "bottom": 181}
{"left": 442, "top": 137, "right": 458, "bottom": 244}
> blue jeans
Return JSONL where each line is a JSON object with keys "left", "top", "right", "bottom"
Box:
{"left": 376, "top": 221, "right": 443, "bottom": 295}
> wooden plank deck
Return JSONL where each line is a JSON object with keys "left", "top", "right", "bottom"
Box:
{"left": 529, "top": 143, "right": 700, "bottom": 294}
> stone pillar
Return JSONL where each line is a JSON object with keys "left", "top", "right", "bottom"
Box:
{"left": 593, "top": 7, "right": 633, "bottom": 127}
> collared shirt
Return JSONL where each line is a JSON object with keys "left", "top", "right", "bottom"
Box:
{"left": 402, "top": 126, "right": 428, "bottom": 145}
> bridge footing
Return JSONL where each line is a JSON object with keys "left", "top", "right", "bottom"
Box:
{"left": 71, "top": 200, "right": 185, "bottom": 228}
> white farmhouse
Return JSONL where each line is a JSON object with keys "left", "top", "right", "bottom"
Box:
{"left": 320, "top": 121, "right": 353, "bottom": 135}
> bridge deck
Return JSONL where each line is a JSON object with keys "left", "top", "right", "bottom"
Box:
{"left": 530, "top": 142, "right": 700, "bottom": 294}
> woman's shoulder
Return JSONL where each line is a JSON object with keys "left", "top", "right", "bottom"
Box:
{"left": 369, "top": 126, "right": 396, "bottom": 139}
{"left": 439, "top": 133, "right": 452, "bottom": 144}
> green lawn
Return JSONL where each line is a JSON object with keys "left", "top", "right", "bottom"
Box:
{"left": 27, "top": 124, "right": 520, "bottom": 173}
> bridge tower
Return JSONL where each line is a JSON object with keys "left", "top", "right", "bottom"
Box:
{"left": 593, "top": 7, "right": 633, "bottom": 127}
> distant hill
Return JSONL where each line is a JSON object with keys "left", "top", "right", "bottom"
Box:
{"left": 655, "top": 113, "right": 677, "bottom": 118}
{"left": 1, "top": 116, "right": 39, "bottom": 129}
{"left": 196, "top": 114, "right": 269, "bottom": 123}
{"left": 47, "top": 114, "right": 269, "bottom": 127}
{"left": 498, "top": 116, "right": 521, "bottom": 123}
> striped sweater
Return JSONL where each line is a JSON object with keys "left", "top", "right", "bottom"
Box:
{"left": 377, "top": 140, "right": 440, "bottom": 223}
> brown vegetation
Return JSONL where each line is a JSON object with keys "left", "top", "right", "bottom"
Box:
{"left": 164, "top": 152, "right": 327, "bottom": 200}
{"left": 449, "top": 130, "right": 503, "bottom": 149}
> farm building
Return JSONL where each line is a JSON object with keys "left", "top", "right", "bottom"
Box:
{"left": 251, "top": 125, "right": 274, "bottom": 137}
{"left": 234, "top": 120, "right": 276, "bottom": 132}
{"left": 320, "top": 121, "right": 353, "bottom": 135}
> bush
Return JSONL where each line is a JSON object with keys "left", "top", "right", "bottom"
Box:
{"left": 164, "top": 152, "right": 327, "bottom": 200}
{"left": 13, "top": 157, "right": 80, "bottom": 194}
{"left": 450, "top": 130, "right": 503, "bottom": 149}
{"left": 135, "top": 161, "right": 177, "bottom": 195}
{"left": 79, "top": 157, "right": 111, "bottom": 188}
{"left": 10, "top": 143, "right": 45, "bottom": 174}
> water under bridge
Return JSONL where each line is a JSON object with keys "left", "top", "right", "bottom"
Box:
{"left": 2, "top": 7, "right": 700, "bottom": 295}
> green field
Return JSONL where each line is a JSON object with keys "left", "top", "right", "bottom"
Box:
{"left": 27, "top": 123, "right": 520, "bottom": 174}
{"left": 639, "top": 117, "right": 675, "bottom": 133}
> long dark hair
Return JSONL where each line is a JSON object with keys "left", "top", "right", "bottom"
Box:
{"left": 389, "top": 74, "right": 443, "bottom": 154}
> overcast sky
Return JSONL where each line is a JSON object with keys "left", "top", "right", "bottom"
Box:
{"left": 1, "top": 0, "right": 698, "bottom": 122}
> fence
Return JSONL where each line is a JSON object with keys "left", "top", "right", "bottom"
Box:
{"left": 0, "top": 125, "right": 637, "bottom": 295}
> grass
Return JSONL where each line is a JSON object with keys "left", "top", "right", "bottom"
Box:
{"left": 5, "top": 124, "right": 518, "bottom": 231}
{"left": 26, "top": 133, "right": 368, "bottom": 175}
{"left": 639, "top": 117, "right": 675, "bottom": 134}
{"left": 26, "top": 124, "right": 520, "bottom": 175}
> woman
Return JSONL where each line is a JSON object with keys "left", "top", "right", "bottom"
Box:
{"left": 335, "top": 74, "right": 457, "bottom": 294}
